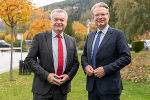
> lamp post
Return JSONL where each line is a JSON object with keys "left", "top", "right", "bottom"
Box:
{"left": 17, "top": 33, "right": 23, "bottom": 75}
{"left": 17, "top": 33, "right": 23, "bottom": 60}
{"left": 87, "top": 19, "right": 90, "bottom": 34}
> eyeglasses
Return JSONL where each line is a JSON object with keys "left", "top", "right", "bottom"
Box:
{"left": 94, "top": 13, "right": 108, "bottom": 17}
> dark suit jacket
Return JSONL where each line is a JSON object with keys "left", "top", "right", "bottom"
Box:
{"left": 81, "top": 27, "right": 131, "bottom": 95}
{"left": 25, "top": 31, "right": 79, "bottom": 95}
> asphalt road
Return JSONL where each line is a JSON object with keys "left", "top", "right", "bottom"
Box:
{"left": 0, "top": 51, "right": 28, "bottom": 74}
{"left": 0, "top": 50, "right": 83, "bottom": 74}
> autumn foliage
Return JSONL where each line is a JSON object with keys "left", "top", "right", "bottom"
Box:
{"left": 89, "top": 24, "right": 97, "bottom": 32}
{"left": 23, "top": 30, "right": 30, "bottom": 40}
{"left": 134, "top": 32, "right": 150, "bottom": 41}
{"left": 0, "top": 33, "right": 4, "bottom": 39}
{"left": 0, "top": 0, "right": 34, "bottom": 26}
{"left": 28, "top": 8, "right": 51, "bottom": 38}
{"left": 72, "top": 21, "right": 87, "bottom": 35}
{"left": 4, "top": 34, "right": 15, "bottom": 43}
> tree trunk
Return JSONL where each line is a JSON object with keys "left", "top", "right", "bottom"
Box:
{"left": 10, "top": 25, "right": 14, "bottom": 81}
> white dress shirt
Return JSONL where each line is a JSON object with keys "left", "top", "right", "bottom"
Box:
{"left": 52, "top": 30, "right": 67, "bottom": 74}
{"left": 92, "top": 25, "right": 109, "bottom": 55}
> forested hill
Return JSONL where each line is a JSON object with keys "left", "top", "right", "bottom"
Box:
{"left": 44, "top": 0, "right": 110, "bottom": 24}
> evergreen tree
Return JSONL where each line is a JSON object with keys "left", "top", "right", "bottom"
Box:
{"left": 107, "top": 0, "right": 117, "bottom": 28}
{"left": 64, "top": 16, "right": 74, "bottom": 36}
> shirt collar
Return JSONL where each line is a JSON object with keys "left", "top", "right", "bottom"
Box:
{"left": 52, "top": 30, "right": 64, "bottom": 39}
{"left": 97, "top": 25, "right": 109, "bottom": 35}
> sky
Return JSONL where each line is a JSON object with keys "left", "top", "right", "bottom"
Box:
{"left": 31, "top": 0, "right": 65, "bottom": 7}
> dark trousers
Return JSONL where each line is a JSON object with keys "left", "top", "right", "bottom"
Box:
{"left": 33, "top": 86, "right": 67, "bottom": 100}
{"left": 88, "top": 81, "right": 120, "bottom": 100}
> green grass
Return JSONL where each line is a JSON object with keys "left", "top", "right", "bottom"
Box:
{"left": 0, "top": 53, "right": 150, "bottom": 100}
{"left": 121, "top": 80, "right": 150, "bottom": 100}
{"left": 0, "top": 70, "right": 33, "bottom": 100}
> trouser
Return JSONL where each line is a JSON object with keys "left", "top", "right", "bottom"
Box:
{"left": 88, "top": 80, "right": 120, "bottom": 100}
{"left": 33, "top": 85, "right": 67, "bottom": 100}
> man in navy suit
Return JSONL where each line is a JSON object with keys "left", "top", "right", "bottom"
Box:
{"left": 25, "top": 9, "right": 79, "bottom": 100}
{"left": 81, "top": 2, "right": 131, "bottom": 100}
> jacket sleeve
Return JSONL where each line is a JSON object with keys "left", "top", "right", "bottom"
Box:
{"left": 67, "top": 39, "right": 79, "bottom": 80}
{"left": 25, "top": 34, "right": 49, "bottom": 80}
{"left": 103, "top": 31, "right": 131, "bottom": 75}
{"left": 81, "top": 35, "right": 89, "bottom": 74}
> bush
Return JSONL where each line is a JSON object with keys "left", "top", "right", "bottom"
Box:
{"left": 13, "top": 40, "right": 21, "bottom": 47}
{"left": 132, "top": 41, "right": 144, "bottom": 52}
{"left": 121, "top": 51, "right": 150, "bottom": 83}
{"left": 74, "top": 33, "right": 86, "bottom": 43}
{"left": 13, "top": 40, "right": 30, "bottom": 52}
{"left": 78, "top": 41, "right": 85, "bottom": 50}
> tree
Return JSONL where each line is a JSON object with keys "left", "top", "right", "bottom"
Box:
{"left": 4, "top": 34, "right": 15, "bottom": 43}
{"left": 72, "top": 21, "right": 87, "bottom": 43}
{"left": 89, "top": 24, "right": 97, "bottom": 32}
{"left": 64, "top": 16, "right": 74, "bottom": 36}
{"left": 0, "top": 0, "right": 34, "bottom": 81}
{"left": 28, "top": 8, "right": 51, "bottom": 38}
{"left": 72, "top": 21, "right": 87, "bottom": 35}
{"left": 107, "top": 0, "right": 117, "bottom": 28}
{"left": 0, "top": 33, "right": 4, "bottom": 39}
{"left": 113, "top": 0, "right": 150, "bottom": 42}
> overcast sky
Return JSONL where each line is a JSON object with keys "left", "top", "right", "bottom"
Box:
{"left": 31, "top": 0, "right": 65, "bottom": 7}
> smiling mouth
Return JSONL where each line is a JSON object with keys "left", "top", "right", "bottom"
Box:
{"left": 56, "top": 25, "right": 63, "bottom": 27}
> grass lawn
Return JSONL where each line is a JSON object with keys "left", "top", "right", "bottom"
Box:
{"left": 0, "top": 53, "right": 150, "bottom": 100}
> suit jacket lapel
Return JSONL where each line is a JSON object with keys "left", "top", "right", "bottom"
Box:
{"left": 63, "top": 34, "right": 70, "bottom": 68}
{"left": 45, "top": 31, "right": 54, "bottom": 71}
{"left": 98, "top": 27, "right": 113, "bottom": 51}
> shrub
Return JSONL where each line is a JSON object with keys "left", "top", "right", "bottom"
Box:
{"left": 13, "top": 40, "right": 29, "bottom": 52}
{"left": 121, "top": 51, "right": 150, "bottom": 83}
{"left": 132, "top": 41, "right": 144, "bottom": 52}
{"left": 78, "top": 41, "right": 85, "bottom": 50}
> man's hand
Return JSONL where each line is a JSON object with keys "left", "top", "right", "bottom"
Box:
{"left": 47, "top": 73, "right": 62, "bottom": 86}
{"left": 59, "top": 74, "right": 69, "bottom": 84}
{"left": 94, "top": 67, "right": 105, "bottom": 78}
{"left": 85, "top": 65, "right": 94, "bottom": 76}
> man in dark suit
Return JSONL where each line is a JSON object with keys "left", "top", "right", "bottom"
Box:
{"left": 81, "top": 2, "right": 131, "bottom": 100}
{"left": 25, "top": 9, "right": 79, "bottom": 100}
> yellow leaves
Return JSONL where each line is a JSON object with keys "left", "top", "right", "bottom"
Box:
{"left": 23, "top": 30, "right": 29, "bottom": 40}
{"left": 4, "top": 34, "right": 15, "bottom": 43}
{"left": 72, "top": 21, "right": 87, "bottom": 35}
{"left": 89, "top": 24, "right": 97, "bottom": 32}
{"left": 0, "top": 0, "right": 35, "bottom": 26}
{"left": 27, "top": 9, "right": 51, "bottom": 38}
{"left": 0, "top": 33, "right": 5, "bottom": 39}
{"left": 29, "top": 17, "right": 51, "bottom": 37}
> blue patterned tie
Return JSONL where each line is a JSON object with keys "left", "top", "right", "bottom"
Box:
{"left": 92, "top": 31, "right": 102, "bottom": 69}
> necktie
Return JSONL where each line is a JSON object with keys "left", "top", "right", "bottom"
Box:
{"left": 92, "top": 31, "right": 102, "bottom": 69}
{"left": 56, "top": 35, "right": 64, "bottom": 76}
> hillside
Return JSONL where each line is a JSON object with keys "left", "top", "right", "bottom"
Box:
{"left": 44, "top": 0, "right": 110, "bottom": 24}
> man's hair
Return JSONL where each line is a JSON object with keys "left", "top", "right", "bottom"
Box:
{"left": 49, "top": 9, "right": 68, "bottom": 20}
{"left": 91, "top": 2, "right": 109, "bottom": 15}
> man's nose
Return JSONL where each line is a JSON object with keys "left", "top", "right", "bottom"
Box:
{"left": 57, "top": 20, "right": 62, "bottom": 23}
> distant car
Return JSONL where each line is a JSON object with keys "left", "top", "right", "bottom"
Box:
{"left": 25, "top": 40, "right": 32, "bottom": 46}
{"left": 0, "top": 40, "right": 11, "bottom": 48}
{"left": 140, "top": 40, "right": 150, "bottom": 50}
{"left": 128, "top": 44, "right": 132, "bottom": 50}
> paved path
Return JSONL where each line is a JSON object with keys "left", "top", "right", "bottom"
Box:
{"left": 0, "top": 50, "right": 83, "bottom": 74}
{"left": 0, "top": 51, "right": 28, "bottom": 74}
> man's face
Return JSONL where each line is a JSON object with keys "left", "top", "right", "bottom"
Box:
{"left": 51, "top": 12, "right": 67, "bottom": 34}
{"left": 93, "top": 7, "right": 110, "bottom": 29}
